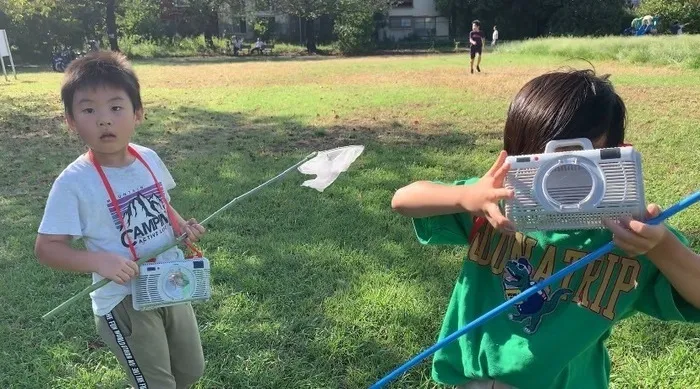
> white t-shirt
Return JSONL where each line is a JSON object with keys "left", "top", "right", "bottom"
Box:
{"left": 493, "top": 30, "right": 499, "bottom": 41}
{"left": 38, "top": 144, "right": 185, "bottom": 316}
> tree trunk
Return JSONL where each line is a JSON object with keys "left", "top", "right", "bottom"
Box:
{"left": 305, "top": 18, "right": 317, "bottom": 54}
{"left": 449, "top": 0, "right": 456, "bottom": 39}
{"left": 106, "top": 0, "right": 119, "bottom": 51}
{"left": 205, "top": 9, "right": 218, "bottom": 49}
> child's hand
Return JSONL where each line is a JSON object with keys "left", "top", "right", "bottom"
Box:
{"left": 94, "top": 252, "right": 139, "bottom": 285}
{"left": 180, "top": 218, "right": 206, "bottom": 244}
{"left": 604, "top": 204, "right": 669, "bottom": 256}
{"left": 461, "top": 150, "right": 516, "bottom": 234}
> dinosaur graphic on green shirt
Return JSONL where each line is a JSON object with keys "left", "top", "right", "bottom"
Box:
{"left": 503, "top": 257, "right": 573, "bottom": 334}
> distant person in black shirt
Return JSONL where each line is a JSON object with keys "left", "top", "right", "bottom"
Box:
{"left": 469, "top": 20, "right": 485, "bottom": 74}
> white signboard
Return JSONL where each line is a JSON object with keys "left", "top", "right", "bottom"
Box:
{"left": 0, "top": 29, "right": 9, "bottom": 56}
{"left": 0, "top": 29, "right": 17, "bottom": 81}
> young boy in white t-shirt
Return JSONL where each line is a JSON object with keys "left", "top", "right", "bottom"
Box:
{"left": 35, "top": 50, "right": 207, "bottom": 389}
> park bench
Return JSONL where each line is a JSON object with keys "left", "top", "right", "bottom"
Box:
{"left": 250, "top": 44, "right": 274, "bottom": 55}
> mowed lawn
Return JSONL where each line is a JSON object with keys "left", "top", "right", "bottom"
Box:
{"left": 2, "top": 51, "right": 700, "bottom": 389}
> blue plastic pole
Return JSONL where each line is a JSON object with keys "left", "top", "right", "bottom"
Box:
{"left": 371, "top": 190, "right": 700, "bottom": 389}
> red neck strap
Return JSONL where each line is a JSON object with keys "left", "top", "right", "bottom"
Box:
{"left": 89, "top": 146, "right": 199, "bottom": 261}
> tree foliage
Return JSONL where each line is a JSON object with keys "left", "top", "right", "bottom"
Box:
{"left": 436, "top": 0, "right": 633, "bottom": 40}
{"left": 333, "top": 0, "right": 395, "bottom": 54}
{"left": 0, "top": 0, "right": 104, "bottom": 60}
{"left": 637, "top": 0, "right": 700, "bottom": 33}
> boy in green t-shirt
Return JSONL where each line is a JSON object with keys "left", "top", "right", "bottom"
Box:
{"left": 391, "top": 70, "right": 700, "bottom": 389}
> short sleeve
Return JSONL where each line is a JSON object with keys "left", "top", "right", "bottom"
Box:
{"left": 38, "top": 177, "right": 83, "bottom": 239}
{"left": 634, "top": 227, "right": 700, "bottom": 322}
{"left": 412, "top": 178, "right": 480, "bottom": 246}
{"left": 154, "top": 152, "right": 176, "bottom": 192}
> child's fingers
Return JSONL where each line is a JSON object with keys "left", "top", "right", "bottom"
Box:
{"left": 185, "top": 226, "right": 199, "bottom": 242}
{"left": 604, "top": 219, "right": 648, "bottom": 250}
{"left": 484, "top": 202, "right": 515, "bottom": 233}
{"left": 192, "top": 224, "right": 206, "bottom": 235}
{"left": 487, "top": 188, "right": 514, "bottom": 201}
{"left": 493, "top": 162, "right": 511, "bottom": 186}
{"left": 122, "top": 263, "right": 137, "bottom": 277}
{"left": 126, "top": 260, "right": 139, "bottom": 275}
{"left": 610, "top": 237, "right": 641, "bottom": 257}
{"left": 112, "top": 273, "right": 127, "bottom": 285}
{"left": 486, "top": 151, "right": 507, "bottom": 176}
{"left": 184, "top": 218, "right": 205, "bottom": 238}
{"left": 180, "top": 225, "right": 193, "bottom": 243}
{"left": 627, "top": 219, "right": 658, "bottom": 238}
{"left": 645, "top": 204, "right": 662, "bottom": 219}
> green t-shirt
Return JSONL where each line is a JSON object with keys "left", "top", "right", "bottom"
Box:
{"left": 412, "top": 178, "right": 700, "bottom": 389}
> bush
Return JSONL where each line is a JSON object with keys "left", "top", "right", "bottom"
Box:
{"left": 119, "top": 35, "right": 229, "bottom": 59}
{"left": 116, "top": 35, "right": 336, "bottom": 59}
{"left": 497, "top": 35, "right": 700, "bottom": 69}
{"left": 333, "top": 4, "right": 377, "bottom": 54}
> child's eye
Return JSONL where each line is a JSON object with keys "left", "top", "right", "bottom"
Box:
{"left": 82, "top": 108, "right": 94, "bottom": 114}
{"left": 112, "top": 106, "right": 122, "bottom": 112}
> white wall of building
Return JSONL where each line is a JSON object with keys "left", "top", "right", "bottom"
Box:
{"left": 381, "top": 0, "right": 449, "bottom": 42}
{"left": 388, "top": 0, "right": 441, "bottom": 17}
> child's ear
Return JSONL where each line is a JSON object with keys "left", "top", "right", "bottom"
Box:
{"left": 135, "top": 108, "right": 144, "bottom": 125}
{"left": 65, "top": 112, "right": 76, "bottom": 131}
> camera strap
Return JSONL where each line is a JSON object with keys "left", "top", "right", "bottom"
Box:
{"left": 89, "top": 146, "right": 202, "bottom": 261}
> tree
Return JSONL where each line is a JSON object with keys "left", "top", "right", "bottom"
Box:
{"left": 184, "top": 0, "right": 223, "bottom": 48}
{"left": 436, "top": 0, "right": 631, "bottom": 40}
{"left": 118, "top": 0, "right": 164, "bottom": 39}
{"left": 637, "top": 0, "right": 700, "bottom": 33}
{"left": 334, "top": 0, "right": 396, "bottom": 54}
{"left": 274, "top": 0, "right": 337, "bottom": 53}
{"left": 0, "top": 0, "right": 104, "bottom": 60}
{"left": 106, "top": 0, "right": 119, "bottom": 51}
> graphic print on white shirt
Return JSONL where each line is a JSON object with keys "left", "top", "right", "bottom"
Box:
{"left": 109, "top": 183, "right": 171, "bottom": 250}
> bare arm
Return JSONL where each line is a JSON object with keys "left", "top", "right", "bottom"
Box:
{"left": 391, "top": 150, "right": 516, "bottom": 231}
{"left": 35, "top": 234, "right": 138, "bottom": 285}
{"left": 647, "top": 232, "right": 700, "bottom": 308}
{"left": 168, "top": 206, "right": 188, "bottom": 232}
{"left": 35, "top": 234, "right": 99, "bottom": 273}
{"left": 606, "top": 204, "right": 700, "bottom": 309}
{"left": 392, "top": 181, "right": 473, "bottom": 218}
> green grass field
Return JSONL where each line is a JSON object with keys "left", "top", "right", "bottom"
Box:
{"left": 2, "top": 43, "right": 700, "bottom": 389}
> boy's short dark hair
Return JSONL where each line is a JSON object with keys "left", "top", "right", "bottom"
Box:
{"left": 472, "top": 20, "right": 481, "bottom": 27}
{"left": 61, "top": 50, "right": 142, "bottom": 118}
{"left": 503, "top": 69, "right": 626, "bottom": 156}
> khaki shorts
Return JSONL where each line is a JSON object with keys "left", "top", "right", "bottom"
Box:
{"left": 458, "top": 380, "right": 517, "bottom": 389}
{"left": 95, "top": 295, "right": 205, "bottom": 389}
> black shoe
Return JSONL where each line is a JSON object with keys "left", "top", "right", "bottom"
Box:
{"left": 477, "top": 66, "right": 481, "bottom": 72}
{"left": 471, "top": 68, "right": 474, "bottom": 74}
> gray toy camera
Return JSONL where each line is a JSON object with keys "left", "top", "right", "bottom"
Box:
{"left": 132, "top": 258, "right": 211, "bottom": 311}
{"left": 504, "top": 138, "right": 646, "bottom": 231}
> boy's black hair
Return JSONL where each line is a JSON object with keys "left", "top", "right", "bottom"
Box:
{"left": 472, "top": 20, "right": 481, "bottom": 27}
{"left": 503, "top": 69, "right": 626, "bottom": 155}
{"left": 61, "top": 50, "right": 142, "bottom": 118}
